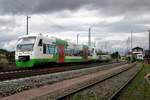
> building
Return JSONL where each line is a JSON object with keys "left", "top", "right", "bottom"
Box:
{"left": 132, "top": 47, "right": 144, "bottom": 60}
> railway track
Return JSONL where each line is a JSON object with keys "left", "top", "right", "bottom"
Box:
{"left": 108, "top": 63, "right": 143, "bottom": 100}
{"left": 0, "top": 61, "right": 124, "bottom": 81}
{"left": 0, "top": 63, "right": 136, "bottom": 100}
{"left": 58, "top": 63, "right": 138, "bottom": 100}
{"left": 0, "top": 61, "right": 126, "bottom": 98}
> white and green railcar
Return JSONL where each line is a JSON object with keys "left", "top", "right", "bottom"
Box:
{"left": 15, "top": 34, "right": 99, "bottom": 68}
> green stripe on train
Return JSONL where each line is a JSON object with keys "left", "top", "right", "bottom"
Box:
{"left": 64, "top": 57, "right": 84, "bottom": 62}
{"left": 15, "top": 54, "right": 59, "bottom": 68}
{"left": 65, "top": 56, "right": 83, "bottom": 62}
{"left": 15, "top": 55, "right": 89, "bottom": 68}
{"left": 15, "top": 59, "right": 54, "bottom": 68}
{"left": 16, "top": 58, "right": 83, "bottom": 68}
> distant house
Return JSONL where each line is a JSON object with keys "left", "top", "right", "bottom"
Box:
{"left": 132, "top": 47, "right": 144, "bottom": 60}
{"left": 132, "top": 47, "right": 144, "bottom": 54}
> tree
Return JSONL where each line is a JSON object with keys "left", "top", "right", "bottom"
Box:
{"left": 111, "top": 51, "right": 120, "bottom": 59}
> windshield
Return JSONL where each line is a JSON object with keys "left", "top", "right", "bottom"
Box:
{"left": 17, "top": 44, "right": 34, "bottom": 51}
{"left": 16, "top": 37, "right": 36, "bottom": 51}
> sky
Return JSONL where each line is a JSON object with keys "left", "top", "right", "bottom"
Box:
{"left": 0, "top": 0, "right": 149, "bottom": 54}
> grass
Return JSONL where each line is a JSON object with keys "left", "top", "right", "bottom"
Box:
{"left": 117, "top": 63, "right": 150, "bottom": 100}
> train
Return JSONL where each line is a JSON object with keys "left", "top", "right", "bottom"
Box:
{"left": 15, "top": 34, "right": 111, "bottom": 68}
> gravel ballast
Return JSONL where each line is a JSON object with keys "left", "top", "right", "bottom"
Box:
{"left": 0, "top": 63, "right": 123, "bottom": 97}
{"left": 1, "top": 63, "right": 135, "bottom": 100}
{"left": 61, "top": 63, "right": 142, "bottom": 100}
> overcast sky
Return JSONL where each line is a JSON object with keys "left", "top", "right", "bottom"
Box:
{"left": 0, "top": 0, "right": 149, "bottom": 53}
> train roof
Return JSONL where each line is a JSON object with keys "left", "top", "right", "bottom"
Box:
{"left": 18, "top": 34, "right": 37, "bottom": 39}
{"left": 17, "top": 34, "right": 88, "bottom": 48}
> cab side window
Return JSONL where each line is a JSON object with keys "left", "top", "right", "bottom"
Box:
{"left": 38, "top": 39, "right": 43, "bottom": 46}
{"left": 43, "top": 44, "right": 46, "bottom": 54}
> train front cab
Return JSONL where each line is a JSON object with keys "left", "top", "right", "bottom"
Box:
{"left": 15, "top": 36, "right": 37, "bottom": 68}
{"left": 15, "top": 35, "right": 57, "bottom": 68}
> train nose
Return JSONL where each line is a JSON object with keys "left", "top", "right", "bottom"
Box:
{"left": 19, "top": 56, "right": 30, "bottom": 62}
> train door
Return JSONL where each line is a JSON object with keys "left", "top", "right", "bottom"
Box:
{"left": 58, "top": 45, "right": 64, "bottom": 63}
{"left": 83, "top": 47, "right": 88, "bottom": 62}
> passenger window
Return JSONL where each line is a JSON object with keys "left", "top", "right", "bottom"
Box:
{"left": 43, "top": 44, "right": 56, "bottom": 54}
{"left": 38, "top": 39, "right": 43, "bottom": 46}
{"left": 48, "top": 44, "right": 55, "bottom": 54}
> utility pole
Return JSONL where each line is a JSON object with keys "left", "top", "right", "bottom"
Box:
{"left": 126, "top": 37, "right": 129, "bottom": 55}
{"left": 26, "top": 16, "right": 31, "bottom": 35}
{"left": 148, "top": 30, "right": 150, "bottom": 58}
{"left": 149, "top": 30, "right": 150, "bottom": 53}
{"left": 131, "top": 30, "right": 133, "bottom": 51}
{"left": 88, "top": 27, "right": 91, "bottom": 46}
{"left": 77, "top": 34, "right": 79, "bottom": 44}
{"left": 126, "top": 38, "right": 128, "bottom": 52}
{"left": 105, "top": 41, "right": 107, "bottom": 52}
{"left": 94, "top": 41, "right": 96, "bottom": 47}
